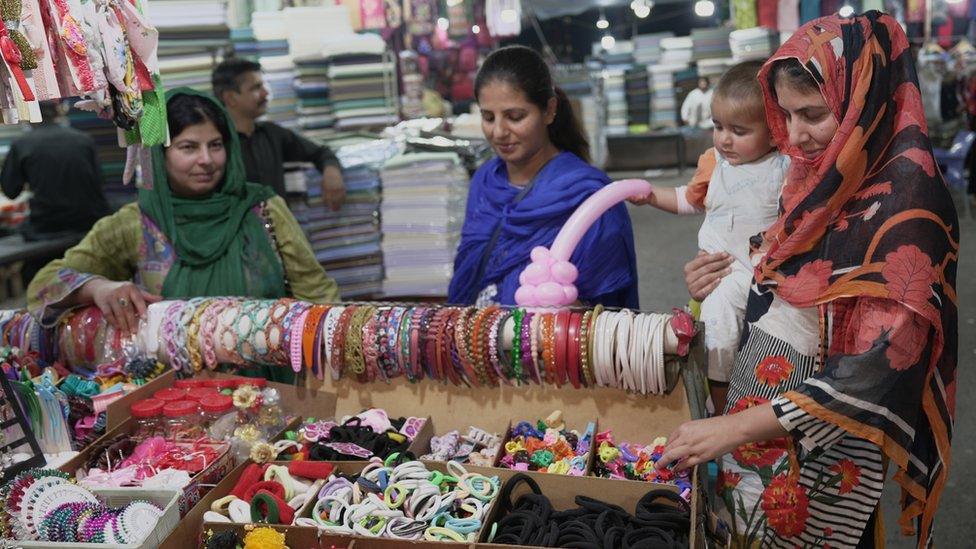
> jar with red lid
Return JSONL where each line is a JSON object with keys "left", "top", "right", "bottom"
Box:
{"left": 130, "top": 398, "right": 165, "bottom": 441}
{"left": 174, "top": 379, "right": 203, "bottom": 390}
{"left": 185, "top": 387, "right": 219, "bottom": 403}
{"left": 154, "top": 387, "right": 188, "bottom": 403}
{"left": 201, "top": 379, "right": 238, "bottom": 392}
{"left": 200, "top": 394, "right": 235, "bottom": 439}
{"left": 163, "top": 401, "right": 204, "bottom": 440}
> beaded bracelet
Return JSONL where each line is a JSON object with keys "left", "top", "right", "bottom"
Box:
{"left": 587, "top": 305, "right": 603, "bottom": 385}
{"left": 540, "top": 313, "right": 556, "bottom": 385}
{"left": 510, "top": 309, "right": 524, "bottom": 384}
{"left": 345, "top": 306, "right": 375, "bottom": 375}
{"left": 362, "top": 309, "right": 383, "bottom": 382}
{"left": 452, "top": 307, "right": 476, "bottom": 386}
{"left": 201, "top": 299, "right": 231, "bottom": 369}
{"left": 322, "top": 306, "right": 345, "bottom": 379}
{"left": 487, "top": 309, "right": 510, "bottom": 384}
{"left": 579, "top": 309, "right": 594, "bottom": 387}
{"left": 398, "top": 308, "right": 415, "bottom": 380}
{"left": 331, "top": 306, "right": 358, "bottom": 378}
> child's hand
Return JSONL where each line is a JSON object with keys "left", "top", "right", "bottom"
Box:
{"left": 627, "top": 185, "right": 655, "bottom": 206}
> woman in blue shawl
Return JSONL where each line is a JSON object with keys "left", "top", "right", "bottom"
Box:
{"left": 448, "top": 46, "right": 639, "bottom": 308}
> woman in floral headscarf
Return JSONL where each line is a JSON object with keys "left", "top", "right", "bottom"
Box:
{"left": 658, "top": 12, "right": 958, "bottom": 548}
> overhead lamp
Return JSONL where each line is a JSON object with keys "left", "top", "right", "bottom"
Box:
{"left": 838, "top": 4, "right": 855, "bottom": 15}
{"left": 436, "top": 17, "right": 449, "bottom": 31}
{"left": 694, "top": 0, "right": 715, "bottom": 16}
{"left": 472, "top": 24, "right": 481, "bottom": 34}
{"left": 596, "top": 9, "right": 609, "bottom": 29}
{"left": 601, "top": 34, "right": 616, "bottom": 50}
{"left": 635, "top": 4, "right": 652, "bottom": 17}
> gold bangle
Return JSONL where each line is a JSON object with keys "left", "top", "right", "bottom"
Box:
{"left": 186, "top": 298, "right": 213, "bottom": 373}
{"left": 344, "top": 305, "right": 375, "bottom": 375}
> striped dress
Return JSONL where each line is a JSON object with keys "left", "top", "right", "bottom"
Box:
{"left": 718, "top": 283, "right": 884, "bottom": 548}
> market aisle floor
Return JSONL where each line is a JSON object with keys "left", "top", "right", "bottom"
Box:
{"left": 626, "top": 174, "right": 975, "bottom": 547}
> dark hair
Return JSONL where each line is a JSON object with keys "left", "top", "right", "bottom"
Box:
{"left": 38, "top": 100, "right": 62, "bottom": 123}
{"left": 475, "top": 45, "right": 590, "bottom": 163}
{"left": 713, "top": 60, "right": 766, "bottom": 120}
{"left": 166, "top": 94, "right": 232, "bottom": 145}
{"left": 212, "top": 57, "right": 262, "bottom": 102}
{"left": 767, "top": 57, "right": 820, "bottom": 96}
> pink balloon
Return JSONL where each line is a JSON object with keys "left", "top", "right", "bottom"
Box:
{"left": 549, "top": 179, "right": 652, "bottom": 260}
{"left": 530, "top": 246, "right": 550, "bottom": 263}
{"left": 550, "top": 261, "right": 578, "bottom": 284}
{"left": 562, "top": 285, "right": 578, "bottom": 303}
{"left": 537, "top": 282, "right": 565, "bottom": 305}
{"left": 522, "top": 262, "right": 550, "bottom": 285}
{"left": 515, "top": 285, "right": 538, "bottom": 306}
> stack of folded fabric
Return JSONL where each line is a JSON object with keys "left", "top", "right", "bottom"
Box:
{"left": 730, "top": 27, "right": 780, "bottom": 61}
{"left": 604, "top": 69, "right": 628, "bottom": 136}
{"left": 554, "top": 62, "right": 605, "bottom": 165}
{"left": 649, "top": 64, "right": 683, "bottom": 129}
{"left": 153, "top": 0, "right": 231, "bottom": 92}
{"left": 379, "top": 152, "right": 468, "bottom": 298}
{"left": 691, "top": 27, "right": 733, "bottom": 61}
{"left": 634, "top": 32, "right": 673, "bottom": 66}
{"left": 294, "top": 56, "right": 335, "bottom": 139}
{"left": 660, "top": 36, "right": 694, "bottom": 66}
{"left": 250, "top": 11, "right": 298, "bottom": 130}
{"left": 697, "top": 58, "right": 735, "bottom": 81}
{"left": 286, "top": 139, "right": 398, "bottom": 299}
{"left": 625, "top": 66, "right": 652, "bottom": 134}
{"left": 327, "top": 43, "right": 399, "bottom": 131}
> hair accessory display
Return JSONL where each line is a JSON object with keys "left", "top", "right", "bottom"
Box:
{"left": 500, "top": 412, "right": 593, "bottom": 475}
{"left": 490, "top": 474, "right": 691, "bottom": 547}
{"left": 295, "top": 410, "right": 424, "bottom": 462}
{"left": 592, "top": 432, "right": 692, "bottom": 499}
{"left": 421, "top": 426, "right": 501, "bottom": 467}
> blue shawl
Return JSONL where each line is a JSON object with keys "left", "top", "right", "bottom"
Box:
{"left": 448, "top": 152, "right": 639, "bottom": 308}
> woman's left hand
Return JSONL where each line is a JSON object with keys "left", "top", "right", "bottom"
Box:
{"left": 656, "top": 415, "right": 743, "bottom": 472}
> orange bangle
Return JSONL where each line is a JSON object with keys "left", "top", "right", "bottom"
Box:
{"left": 541, "top": 313, "right": 556, "bottom": 385}
{"left": 302, "top": 305, "right": 329, "bottom": 373}
{"left": 470, "top": 305, "right": 499, "bottom": 385}
{"left": 453, "top": 307, "right": 478, "bottom": 386}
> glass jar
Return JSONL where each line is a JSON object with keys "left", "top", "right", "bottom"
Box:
{"left": 154, "top": 387, "right": 188, "bottom": 403}
{"left": 129, "top": 398, "right": 165, "bottom": 441}
{"left": 162, "top": 400, "right": 203, "bottom": 440}
{"left": 200, "top": 394, "right": 234, "bottom": 439}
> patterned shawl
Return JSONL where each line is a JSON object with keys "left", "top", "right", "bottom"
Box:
{"left": 756, "top": 12, "right": 958, "bottom": 545}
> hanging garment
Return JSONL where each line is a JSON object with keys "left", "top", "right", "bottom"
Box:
{"left": 777, "top": 0, "right": 799, "bottom": 32}
{"left": 406, "top": 0, "right": 434, "bottom": 35}
{"left": 906, "top": 0, "right": 925, "bottom": 23}
{"left": 734, "top": 0, "right": 758, "bottom": 29}
{"left": 757, "top": 0, "right": 778, "bottom": 28}
{"left": 799, "top": 0, "right": 820, "bottom": 22}
{"left": 21, "top": 0, "right": 61, "bottom": 100}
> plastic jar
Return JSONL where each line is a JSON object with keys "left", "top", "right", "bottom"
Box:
{"left": 185, "top": 387, "right": 220, "bottom": 403}
{"left": 154, "top": 387, "right": 188, "bottom": 403}
{"left": 163, "top": 401, "right": 203, "bottom": 440}
{"left": 202, "top": 379, "right": 238, "bottom": 392}
{"left": 200, "top": 394, "right": 234, "bottom": 438}
{"left": 174, "top": 379, "right": 203, "bottom": 390}
{"left": 130, "top": 398, "right": 165, "bottom": 441}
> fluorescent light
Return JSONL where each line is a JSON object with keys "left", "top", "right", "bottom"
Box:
{"left": 472, "top": 24, "right": 481, "bottom": 34}
{"left": 635, "top": 4, "right": 651, "bottom": 17}
{"left": 601, "top": 34, "right": 616, "bottom": 50}
{"left": 437, "top": 17, "right": 449, "bottom": 30}
{"left": 596, "top": 9, "right": 609, "bottom": 29}
{"left": 838, "top": 4, "right": 854, "bottom": 15}
{"left": 694, "top": 0, "right": 715, "bottom": 16}
{"left": 501, "top": 8, "right": 518, "bottom": 23}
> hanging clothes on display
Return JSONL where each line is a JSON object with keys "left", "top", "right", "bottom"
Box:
{"left": 445, "top": 0, "right": 471, "bottom": 38}
{"left": 360, "top": 0, "right": 385, "bottom": 29}
{"left": 757, "top": 0, "right": 777, "bottom": 29}
{"left": 799, "top": 0, "right": 820, "bottom": 23}
{"left": 406, "top": 0, "right": 434, "bottom": 35}
{"left": 777, "top": 0, "right": 799, "bottom": 32}
{"left": 906, "top": 0, "right": 925, "bottom": 23}
{"left": 734, "top": 0, "right": 758, "bottom": 29}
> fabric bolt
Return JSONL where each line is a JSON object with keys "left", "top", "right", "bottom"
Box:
{"left": 21, "top": 0, "right": 62, "bottom": 100}
{"left": 734, "top": 0, "right": 759, "bottom": 29}
{"left": 727, "top": 12, "right": 958, "bottom": 547}
{"left": 0, "top": 124, "right": 110, "bottom": 235}
{"left": 758, "top": 0, "right": 778, "bottom": 28}
{"left": 777, "top": 0, "right": 800, "bottom": 31}
{"left": 800, "top": 0, "right": 820, "bottom": 22}
{"left": 448, "top": 152, "right": 639, "bottom": 309}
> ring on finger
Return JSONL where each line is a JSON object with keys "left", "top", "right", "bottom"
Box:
{"left": 118, "top": 296, "right": 129, "bottom": 307}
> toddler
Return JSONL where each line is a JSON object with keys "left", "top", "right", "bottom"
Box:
{"left": 632, "top": 61, "right": 788, "bottom": 413}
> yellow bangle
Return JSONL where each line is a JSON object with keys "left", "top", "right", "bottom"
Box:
{"left": 186, "top": 298, "right": 213, "bottom": 372}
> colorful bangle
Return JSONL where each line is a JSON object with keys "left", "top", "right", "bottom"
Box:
{"left": 331, "top": 305, "right": 358, "bottom": 378}
{"left": 488, "top": 309, "right": 510, "bottom": 384}
{"left": 345, "top": 305, "right": 374, "bottom": 376}
{"left": 185, "top": 298, "right": 213, "bottom": 373}
{"left": 541, "top": 313, "right": 556, "bottom": 385}
{"left": 453, "top": 307, "right": 477, "bottom": 386}
{"left": 579, "top": 310, "right": 593, "bottom": 387}
{"left": 554, "top": 309, "right": 571, "bottom": 387}
{"left": 302, "top": 305, "right": 329, "bottom": 374}
{"left": 567, "top": 311, "right": 583, "bottom": 389}
{"left": 290, "top": 308, "right": 309, "bottom": 373}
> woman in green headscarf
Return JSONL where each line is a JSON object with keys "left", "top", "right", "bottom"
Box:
{"left": 27, "top": 89, "right": 339, "bottom": 333}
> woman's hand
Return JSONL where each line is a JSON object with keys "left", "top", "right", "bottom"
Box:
{"left": 684, "top": 251, "right": 733, "bottom": 301}
{"left": 655, "top": 415, "right": 743, "bottom": 472}
{"left": 656, "top": 403, "right": 787, "bottom": 473}
{"left": 82, "top": 279, "right": 162, "bottom": 336}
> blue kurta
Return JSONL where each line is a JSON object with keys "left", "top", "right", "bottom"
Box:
{"left": 448, "top": 152, "right": 639, "bottom": 308}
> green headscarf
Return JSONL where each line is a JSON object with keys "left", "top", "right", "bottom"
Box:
{"left": 138, "top": 88, "right": 286, "bottom": 299}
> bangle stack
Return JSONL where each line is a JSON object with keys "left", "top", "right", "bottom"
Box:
{"left": 41, "top": 300, "right": 692, "bottom": 395}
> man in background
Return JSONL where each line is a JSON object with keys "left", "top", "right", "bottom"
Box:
{"left": 212, "top": 57, "right": 346, "bottom": 210}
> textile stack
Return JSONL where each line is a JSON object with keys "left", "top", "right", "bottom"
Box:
{"left": 379, "top": 153, "right": 469, "bottom": 298}
{"left": 634, "top": 32, "right": 673, "bottom": 66}
{"left": 152, "top": 0, "right": 231, "bottom": 91}
{"left": 251, "top": 11, "right": 298, "bottom": 130}
{"left": 729, "top": 27, "right": 781, "bottom": 61}
{"left": 649, "top": 66, "right": 681, "bottom": 129}
{"left": 604, "top": 69, "right": 628, "bottom": 136}
{"left": 691, "top": 28, "right": 733, "bottom": 62}
{"left": 660, "top": 36, "right": 693, "bottom": 66}
{"left": 554, "top": 63, "right": 606, "bottom": 166}
{"left": 625, "top": 66, "right": 652, "bottom": 134}
{"left": 287, "top": 139, "right": 397, "bottom": 299}
{"left": 324, "top": 35, "right": 399, "bottom": 131}
{"left": 294, "top": 57, "right": 335, "bottom": 139}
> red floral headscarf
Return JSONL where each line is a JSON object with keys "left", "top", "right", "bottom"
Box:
{"left": 757, "top": 12, "right": 958, "bottom": 546}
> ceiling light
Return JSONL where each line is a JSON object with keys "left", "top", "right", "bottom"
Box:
{"left": 596, "top": 9, "right": 609, "bottom": 29}
{"left": 838, "top": 4, "right": 855, "bottom": 15}
{"left": 437, "top": 17, "right": 449, "bottom": 31}
{"left": 471, "top": 24, "right": 481, "bottom": 34}
{"left": 601, "top": 34, "right": 616, "bottom": 50}
{"left": 694, "top": 0, "right": 715, "bottom": 16}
